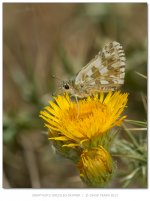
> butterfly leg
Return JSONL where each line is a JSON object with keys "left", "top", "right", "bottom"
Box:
{"left": 74, "top": 95, "right": 80, "bottom": 118}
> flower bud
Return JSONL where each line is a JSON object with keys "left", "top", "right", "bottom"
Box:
{"left": 78, "top": 146, "right": 114, "bottom": 187}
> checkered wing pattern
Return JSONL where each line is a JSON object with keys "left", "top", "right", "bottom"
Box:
{"left": 74, "top": 41, "right": 126, "bottom": 94}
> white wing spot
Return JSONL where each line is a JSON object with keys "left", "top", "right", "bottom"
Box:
{"left": 110, "top": 75, "right": 116, "bottom": 78}
{"left": 113, "top": 41, "right": 120, "bottom": 46}
{"left": 119, "top": 53, "right": 125, "bottom": 57}
{"left": 94, "top": 59, "right": 101, "bottom": 67}
{"left": 112, "top": 62, "right": 120, "bottom": 68}
{"left": 112, "top": 80, "right": 118, "bottom": 84}
{"left": 121, "top": 57, "right": 126, "bottom": 61}
{"left": 100, "top": 67, "right": 108, "bottom": 75}
{"left": 100, "top": 80, "right": 109, "bottom": 84}
{"left": 118, "top": 79, "right": 124, "bottom": 84}
{"left": 120, "top": 73, "right": 125, "bottom": 78}
{"left": 90, "top": 81, "right": 95, "bottom": 86}
{"left": 120, "top": 68, "right": 125, "bottom": 72}
{"left": 86, "top": 69, "right": 93, "bottom": 76}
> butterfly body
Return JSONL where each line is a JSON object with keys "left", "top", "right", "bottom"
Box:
{"left": 61, "top": 41, "right": 126, "bottom": 98}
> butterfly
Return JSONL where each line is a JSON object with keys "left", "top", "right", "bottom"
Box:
{"left": 61, "top": 41, "right": 126, "bottom": 98}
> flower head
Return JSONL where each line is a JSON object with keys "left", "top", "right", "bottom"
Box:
{"left": 39, "top": 91, "right": 128, "bottom": 149}
{"left": 78, "top": 146, "right": 114, "bottom": 187}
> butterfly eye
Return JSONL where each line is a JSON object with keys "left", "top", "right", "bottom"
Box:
{"left": 63, "top": 83, "right": 70, "bottom": 90}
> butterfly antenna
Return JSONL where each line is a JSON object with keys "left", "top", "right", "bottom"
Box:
{"left": 51, "top": 75, "right": 61, "bottom": 81}
{"left": 51, "top": 74, "right": 62, "bottom": 88}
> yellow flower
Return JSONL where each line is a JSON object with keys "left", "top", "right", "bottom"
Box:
{"left": 39, "top": 91, "right": 128, "bottom": 148}
{"left": 78, "top": 146, "right": 114, "bottom": 187}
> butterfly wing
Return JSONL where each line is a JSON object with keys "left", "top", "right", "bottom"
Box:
{"left": 74, "top": 41, "right": 126, "bottom": 92}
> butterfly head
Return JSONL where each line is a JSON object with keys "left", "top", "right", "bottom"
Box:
{"left": 61, "top": 80, "right": 76, "bottom": 96}
{"left": 62, "top": 81, "right": 70, "bottom": 90}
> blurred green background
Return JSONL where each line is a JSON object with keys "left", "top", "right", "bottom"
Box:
{"left": 3, "top": 3, "right": 147, "bottom": 188}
